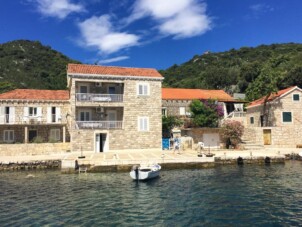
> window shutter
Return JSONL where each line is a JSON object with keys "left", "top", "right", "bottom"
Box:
{"left": 283, "top": 112, "right": 292, "bottom": 122}
{"left": 56, "top": 107, "right": 61, "bottom": 122}
{"left": 23, "top": 107, "right": 29, "bottom": 123}
{"left": 9, "top": 107, "right": 15, "bottom": 123}
{"left": 0, "top": 107, "right": 4, "bottom": 124}
{"left": 143, "top": 85, "right": 148, "bottom": 95}
{"left": 47, "top": 107, "right": 51, "bottom": 123}
{"left": 139, "top": 85, "right": 143, "bottom": 95}
{"left": 37, "top": 107, "right": 42, "bottom": 122}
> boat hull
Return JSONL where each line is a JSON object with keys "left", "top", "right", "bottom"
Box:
{"left": 130, "top": 164, "right": 161, "bottom": 180}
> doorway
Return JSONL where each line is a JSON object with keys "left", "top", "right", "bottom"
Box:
{"left": 263, "top": 129, "right": 271, "bottom": 145}
{"left": 29, "top": 130, "right": 37, "bottom": 142}
{"left": 95, "top": 133, "right": 107, "bottom": 152}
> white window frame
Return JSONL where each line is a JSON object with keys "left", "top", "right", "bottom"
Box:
{"left": 137, "top": 82, "right": 150, "bottom": 96}
{"left": 49, "top": 129, "right": 60, "bottom": 141}
{"left": 179, "top": 107, "right": 186, "bottom": 116}
{"left": 29, "top": 107, "right": 38, "bottom": 116}
{"left": 3, "top": 130, "right": 14, "bottom": 143}
{"left": 292, "top": 93, "right": 300, "bottom": 102}
{"left": 162, "top": 108, "right": 167, "bottom": 116}
{"left": 282, "top": 111, "right": 293, "bottom": 123}
{"left": 79, "top": 111, "right": 91, "bottom": 121}
{"left": 138, "top": 117, "right": 149, "bottom": 131}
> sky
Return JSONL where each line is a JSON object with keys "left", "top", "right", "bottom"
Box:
{"left": 1, "top": 0, "right": 302, "bottom": 70}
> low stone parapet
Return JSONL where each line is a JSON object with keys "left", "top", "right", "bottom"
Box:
{"left": 0, "top": 143, "right": 71, "bottom": 156}
{"left": 0, "top": 160, "right": 61, "bottom": 171}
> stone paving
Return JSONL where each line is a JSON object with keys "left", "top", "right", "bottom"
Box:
{"left": 1, "top": 147, "right": 300, "bottom": 166}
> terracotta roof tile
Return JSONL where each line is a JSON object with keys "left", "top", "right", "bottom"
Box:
{"left": 0, "top": 89, "right": 69, "bottom": 101}
{"left": 248, "top": 86, "right": 297, "bottom": 108}
{"left": 67, "top": 63, "right": 163, "bottom": 78}
{"left": 162, "top": 88, "right": 235, "bottom": 102}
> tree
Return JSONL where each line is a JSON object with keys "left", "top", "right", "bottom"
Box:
{"left": 162, "top": 116, "right": 183, "bottom": 138}
{"left": 246, "top": 56, "right": 288, "bottom": 126}
{"left": 190, "top": 99, "right": 223, "bottom": 127}
{"left": 221, "top": 120, "right": 244, "bottom": 148}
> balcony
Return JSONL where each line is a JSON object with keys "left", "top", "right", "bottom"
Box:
{"left": 76, "top": 93, "right": 123, "bottom": 102}
{"left": 76, "top": 121, "right": 123, "bottom": 129}
{"left": 0, "top": 115, "right": 65, "bottom": 125}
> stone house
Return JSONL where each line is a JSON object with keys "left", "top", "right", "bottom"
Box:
{"left": 162, "top": 88, "right": 244, "bottom": 120}
{"left": 0, "top": 89, "right": 70, "bottom": 144}
{"left": 162, "top": 88, "right": 245, "bottom": 148}
{"left": 245, "top": 86, "right": 302, "bottom": 147}
{"left": 67, "top": 64, "right": 163, "bottom": 152}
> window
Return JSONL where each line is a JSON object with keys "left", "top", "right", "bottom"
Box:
{"left": 293, "top": 94, "right": 300, "bottom": 101}
{"left": 138, "top": 117, "right": 149, "bottom": 131}
{"left": 80, "top": 86, "right": 88, "bottom": 93}
{"left": 137, "top": 83, "right": 149, "bottom": 96}
{"left": 29, "top": 107, "right": 37, "bottom": 116}
{"left": 179, "top": 107, "right": 186, "bottom": 116}
{"left": 80, "top": 111, "right": 90, "bottom": 121}
{"left": 250, "top": 117, "right": 254, "bottom": 124}
{"left": 50, "top": 129, "right": 60, "bottom": 141}
{"left": 3, "top": 130, "right": 14, "bottom": 142}
{"left": 162, "top": 108, "right": 167, "bottom": 116}
{"left": 282, "top": 112, "right": 292, "bottom": 123}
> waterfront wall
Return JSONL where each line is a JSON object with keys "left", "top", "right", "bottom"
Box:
{"left": 0, "top": 143, "right": 70, "bottom": 156}
{"left": 0, "top": 160, "right": 61, "bottom": 170}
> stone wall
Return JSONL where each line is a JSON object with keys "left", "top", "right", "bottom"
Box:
{"left": 246, "top": 88, "right": 302, "bottom": 147}
{"left": 0, "top": 143, "right": 70, "bottom": 156}
{"left": 70, "top": 77, "right": 163, "bottom": 152}
{"left": 181, "top": 128, "right": 222, "bottom": 146}
{"left": 162, "top": 100, "right": 191, "bottom": 116}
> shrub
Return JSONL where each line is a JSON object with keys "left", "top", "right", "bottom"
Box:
{"left": 221, "top": 120, "right": 244, "bottom": 148}
{"left": 32, "top": 136, "right": 44, "bottom": 143}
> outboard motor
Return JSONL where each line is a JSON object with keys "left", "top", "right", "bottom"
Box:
{"left": 132, "top": 165, "right": 140, "bottom": 180}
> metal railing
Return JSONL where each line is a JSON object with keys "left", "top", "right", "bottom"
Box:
{"left": 76, "top": 121, "right": 123, "bottom": 129}
{"left": 76, "top": 93, "right": 123, "bottom": 102}
{"left": 0, "top": 115, "right": 65, "bottom": 125}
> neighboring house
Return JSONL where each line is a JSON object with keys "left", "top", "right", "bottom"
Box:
{"left": 67, "top": 64, "right": 163, "bottom": 152}
{"left": 0, "top": 89, "right": 70, "bottom": 143}
{"left": 162, "top": 88, "right": 244, "bottom": 120}
{"left": 245, "top": 86, "right": 302, "bottom": 147}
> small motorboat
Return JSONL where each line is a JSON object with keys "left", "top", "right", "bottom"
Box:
{"left": 130, "top": 164, "right": 161, "bottom": 180}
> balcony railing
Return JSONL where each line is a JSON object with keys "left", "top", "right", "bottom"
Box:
{"left": 76, "top": 93, "right": 123, "bottom": 102}
{"left": 76, "top": 121, "right": 123, "bottom": 129}
{"left": 0, "top": 115, "right": 64, "bottom": 125}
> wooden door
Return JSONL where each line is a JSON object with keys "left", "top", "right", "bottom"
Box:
{"left": 263, "top": 129, "right": 271, "bottom": 145}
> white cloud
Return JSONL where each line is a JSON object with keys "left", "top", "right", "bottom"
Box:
{"left": 250, "top": 3, "right": 274, "bottom": 13}
{"left": 78, "top": 15, "right": 140, "bottom": 54}
{"left": 33, "top": 0, "right": 85, "bottom": 19}
{"left": 249, "top": 3, "right": 274, "bottom": 18}
{"left": 97, "top": 56, "right": 129, "bottom": 64}
{"left": 128, "top": 0, "right": 211, "bottom": 38}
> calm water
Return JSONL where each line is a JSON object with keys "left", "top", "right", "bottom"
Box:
{"left": 1, "top": 162, "right": 302, "bottom": 226}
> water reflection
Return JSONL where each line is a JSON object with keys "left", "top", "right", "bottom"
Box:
{"left": 1, "top": 162, "right": 302, "bottom": 226}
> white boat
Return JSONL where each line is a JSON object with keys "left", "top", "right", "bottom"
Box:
{"left": 130, "top": 164, "right": 161, "bottom": 180}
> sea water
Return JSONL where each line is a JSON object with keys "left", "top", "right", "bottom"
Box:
{"left": 1, "top": 161, "right": 302, "bottom": 226}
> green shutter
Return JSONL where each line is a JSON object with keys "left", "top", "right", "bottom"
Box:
{"left": 282, "top": 112, "right": 292, "bottom": 122}
{"left": 293, "top": 94, "right": 300, "bottom": 101}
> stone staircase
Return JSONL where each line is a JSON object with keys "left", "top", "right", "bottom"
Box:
{"left": 240, "top": 128, "right": 264, "bottom": 150}
{"left": 240, "top": 139, "right": 264, "bottom": 150}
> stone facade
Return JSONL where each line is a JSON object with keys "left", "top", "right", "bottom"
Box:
{"left": 0, "top": 100, "right": 70, "bottom": 144}
{"left": 68, "top": 73, "right": 163, "bottom": 152}
{"left": 245, "top": 87, "right": 302, "bottom": 147}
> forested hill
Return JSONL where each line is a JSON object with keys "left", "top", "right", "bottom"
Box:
{"left": 160, "top": 43, "right": 302, "bottom": 100}
{"left": 0, "top": 40, "right": 79, "bottom": 93}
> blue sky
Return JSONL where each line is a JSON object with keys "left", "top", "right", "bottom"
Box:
{"left": 1, "top": 0, "right": 302, "bottom": 69}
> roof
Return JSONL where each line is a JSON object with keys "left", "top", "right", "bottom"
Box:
{"left": 0, "top": 89, "right": 69, "bottom": 101}
{"left": 67, "top": 63, "right": 163, "bottom": 78}
{"left": 248, "top": 86, "right": 298, "bottom": 108}
{"left": 162, "top": 88, "right": 235, "bottom": 102}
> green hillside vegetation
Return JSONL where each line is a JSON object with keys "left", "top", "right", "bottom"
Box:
{"left": 160, "top": 43, "right": 302, "bottom": 101}
{"left": 0, "top": 40, "right": 79, "bottom": 93}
